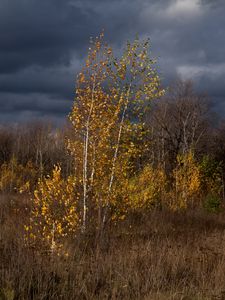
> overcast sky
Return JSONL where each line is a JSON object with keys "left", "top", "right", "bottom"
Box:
{"left": 0, "top": 0, "right": 225, "bottom": 124}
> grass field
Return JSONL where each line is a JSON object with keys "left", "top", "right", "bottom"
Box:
{"left": 1, "top": 194, "right": 225, "bottom": 299}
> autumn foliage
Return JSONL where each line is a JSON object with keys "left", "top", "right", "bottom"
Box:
{"left": 0, "top": 34, "right": 224, "bottom": 253}
{"left": 25, "top": 165, "right": 79, "bottom": 252}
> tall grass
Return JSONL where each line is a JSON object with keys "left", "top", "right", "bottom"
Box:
{"left": 1, "top": 194, "right": 225, "bottom": 299}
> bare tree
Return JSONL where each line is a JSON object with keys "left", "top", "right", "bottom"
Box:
{"left": 146, "top": 80, "right": 210, "bottom": 172}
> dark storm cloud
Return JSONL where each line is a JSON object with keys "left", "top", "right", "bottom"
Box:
{"left": 0, "top": 0, "right": 137, "bottom": 74}
{"left": 0, "top": 92, "right": 71, "bottom": 126}
{"left": 0, "top": 0, "right": 93, "bottom": 73}
{"left": 0, "top": 0, "right": 225, "bottom": 123}
{"left": 0, "top": 65, "right": 76, "bottom": 97}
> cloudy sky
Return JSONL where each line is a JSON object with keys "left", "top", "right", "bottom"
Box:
{"left": 1, "top": 0, "right": 225, "bottom": 124}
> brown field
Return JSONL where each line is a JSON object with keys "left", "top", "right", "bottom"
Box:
{"left": 1, "top": 194, "right": 225, "bottom": 300}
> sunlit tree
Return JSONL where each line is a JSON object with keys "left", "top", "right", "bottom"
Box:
{"left": 67, "top": 33, "right": 164, "bottom": 232}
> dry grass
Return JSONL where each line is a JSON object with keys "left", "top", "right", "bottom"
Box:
{"left": 1, "top": 194, "right": 225, "bottom": 299}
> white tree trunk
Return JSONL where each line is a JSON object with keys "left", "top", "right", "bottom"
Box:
{"left": 82, "top": 77, "right": 96, "bottom": 232}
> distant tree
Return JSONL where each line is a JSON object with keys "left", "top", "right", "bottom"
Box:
{"left": 146, "top": 80, "right": 209, "bottom": 172}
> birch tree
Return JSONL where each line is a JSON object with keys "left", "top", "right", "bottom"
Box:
{"left": 67, "top": 34, "right": 164, "bottom": 232}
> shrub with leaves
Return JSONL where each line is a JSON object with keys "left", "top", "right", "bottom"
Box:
{"left": 126, "top": 165, "right": 166, "bottom": 210}
{"left": 170, "top": 151, "right": 201, "bottom": 210}
{"left": 203, "top": 192, "right": 221, "bottom": 213}
{"left": 200, "top": 155, "right": 224, "bottom": 198}
{"left": 25, "top": 165, "right": 79, "bottom": 252}
{"left": 0, "top": 158, "right": 38, "bottom": 193}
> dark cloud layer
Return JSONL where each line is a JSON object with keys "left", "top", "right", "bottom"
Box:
{"left": 0, "top": 0, "right": 225, "bottom": 124}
